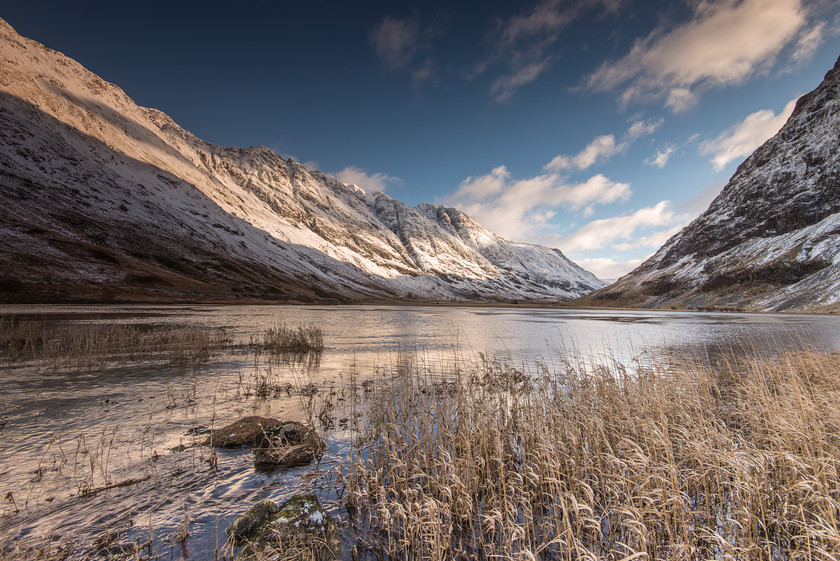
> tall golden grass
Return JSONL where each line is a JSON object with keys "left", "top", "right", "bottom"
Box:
{"left": 344, "top": 349, "right": 840, "bottom": 560}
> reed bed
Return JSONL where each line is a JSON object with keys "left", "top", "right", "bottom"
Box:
{"left": 343, "top": 350, "right": 840, "bottom": 560}
{"left": 251, "top": 324, "right": 324, "bottom": 355}
{"left": 0, "top": 316, "right": 230, "bottom": 367}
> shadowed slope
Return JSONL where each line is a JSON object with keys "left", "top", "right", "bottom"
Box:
{"left": 585, "top": 55, "right": 840, "bottom": 313}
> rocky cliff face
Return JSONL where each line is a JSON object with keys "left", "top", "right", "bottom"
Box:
{"left": 0, "top": 18, "right": 603, "bottom": 303}
{"left": 588, "top": 55, "right": 840, "bottom": 312}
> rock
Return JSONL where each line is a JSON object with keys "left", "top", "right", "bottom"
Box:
{"left": 234, "top": 495, "right": 341, "bottom": 561}
{"left": 204, "top": 416, "right": 281, "bottom": 448}
{"left": 226, "top": 499, "right": 279, "bottom": 546}
{"left": 253, "top": 421, "right": 326, "bottom": 468}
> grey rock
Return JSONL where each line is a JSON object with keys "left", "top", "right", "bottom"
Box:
{"left": 226, "top": 499, "right": 279, "bottom": 545}
{"left": 234, "top": 495, "right": 341, "bottom": 561}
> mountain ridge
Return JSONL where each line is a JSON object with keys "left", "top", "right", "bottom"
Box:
{"left": 0, "top": 18, "right": 604, "bottom": 304}
{"left": 583, "top": 54, "right": 840, "bottom": 313}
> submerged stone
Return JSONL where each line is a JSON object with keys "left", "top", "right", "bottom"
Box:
{"left": 253, "top": 421, "right": 325, "bottom": 468}
{"left": 225, "top": 499, "right": 279, "bottom": 545}
{"left": 204, "top": 416, "right": 281, "bottom": 448}
{"left": 234, "top": 495, "right": 341, "bottom": 561}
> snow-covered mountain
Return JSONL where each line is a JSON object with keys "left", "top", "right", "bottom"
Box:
{"left": 0, "top": 18, "right": 603, "bottom": 304}
{"left": 587, "top": 55, "right": 840, "bottom": 313}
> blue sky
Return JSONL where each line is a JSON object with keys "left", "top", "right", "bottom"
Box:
{"left": 4, "top": 1, "right": 840, "bottom": 279}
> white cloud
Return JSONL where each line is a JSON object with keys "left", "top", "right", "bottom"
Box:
{"left": 302, "top": 160, "right": 320, "bottom": 171}
{"left": 554, "top": 201, "right": 686, "bottom": 252}
{"left": 369, "top": 16, "right": 421, "bottom": 68}
{"left": 335, "top": 166, "right": 401, "bottom": 193}
{"left": 586, "top": 0, "right": 809, "bottom": 111}
{"left": 792, "top": 22, "right": 825, "bottom": 63}
{"left": 665, "top": 87, "right": 698, "bottom": 113}
{"left": 444, "top": 167, "right": 631, "bottom": 241}
{"left": 574, "top": 257, "right": 645, "bottom": 281}
{"left": 700, "top": 97, "right": 797, "bottom": 170}
{"left": 627, "top": 117, "right": 664, "bottom": 139}
{"left": 545, "top": 118, "right": 662, "bottom": 172}
{"left": 611, "top": 225, "right": 684, "bottom": 251}
{"left": 644, "top": 145, "right": 677, "bottom": 168}
{"left": 572, "top": 135, "right": 620, "bottom": 170}
{"left": 561, "top": 174, "right": 633, "bottom": 210}
{"left": 545, "top": 135, "right": 620, "bottom": 171}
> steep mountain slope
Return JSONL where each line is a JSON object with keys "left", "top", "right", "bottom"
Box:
{"left": 0, "top": 18, "right": 603, "bottom": 303}
{"left": 588, "top": 55, "right": 840, "bottom": 312}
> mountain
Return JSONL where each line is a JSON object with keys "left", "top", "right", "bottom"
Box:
{"left": 0, "top": 18, "right": 603, "bottom": 304}
{"left": 586, "top": 55, "right": 840, "bottom": 313}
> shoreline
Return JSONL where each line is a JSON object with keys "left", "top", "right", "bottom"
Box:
{"left": 1, "top": 297, "right": 838, "bottom": 316}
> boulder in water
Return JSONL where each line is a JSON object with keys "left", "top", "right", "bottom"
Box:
{"left": 233, "top": 495, "right": 340, "bottom": 561}
{"left": 253, "top": 421, "right": 325, "bottom": 468}
{"left": 226, "top": 499, "right": 279, "bottom": 545}
{"left": 204, "top": 416, "right": 281, "bottom": 448}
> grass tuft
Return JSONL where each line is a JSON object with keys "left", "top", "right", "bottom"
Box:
{"left": 251, "top": 324, "right": 324, "bottom": 355}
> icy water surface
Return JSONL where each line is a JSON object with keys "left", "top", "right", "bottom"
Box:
{"left": 1, "top": 304, "right": 839, "bottom": 559}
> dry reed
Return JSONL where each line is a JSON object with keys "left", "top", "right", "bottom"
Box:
{"left": 343, "top": 349, "right": 840, "bottom": 560}
{"left": 251, "top": 324, "right": 324, "bottom": 355}
{"left": 0, "top": 316, "right": 231, "bottom": 367}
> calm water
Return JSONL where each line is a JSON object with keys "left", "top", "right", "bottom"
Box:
{"left": 1, "top": 304, "right": 839, "bottom": 559}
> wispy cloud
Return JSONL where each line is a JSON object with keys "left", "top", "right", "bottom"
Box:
{"left": 545, "top": 118, "right": 662, "bottom": 172}
{"left": 335, "top": 166, "right": 402, "bottom": 193}
{"left": 411, "top": 58, "right": 437, "bottom": 88}
{"left": 369, "top": 16, "right": 422, "bottom": 69}
{"left": 574, "top": 257, "right": 644, "bottom": 281}
{"left": 481, "top": 0, "right": 624, "bottom": 102}
{"left": 585, "top": 0, "right": 810, "bottom": 112}
{"left": 665, "top": 87, "right": 698, "bottom": 113}
{"left": 490, "top": 61, "right": 551, "bottom": 103}
{"left": 611, "top": 225, "right": 684, "bottom": 251}
{"left": 499, "top": 0, "right": 582, "bottom": 45}
{"left": 368, "top": 14, "right": 443, "bottom": 89}
{"left": 553, "top": 201, "right": 687, "bottom": 252}
{"left": 444, "top": 166, "right": 631, "bottom": 240}
{"left": 545, "top": 135, "right": 621, "bottom": 172}
{"left": 699, "top": 97, "right": 798, "bottom": 170}
{"left": 792, "top": 21, "right": 826, "bottom": 63}
{"left": 627, "top": 117, "right": 664, "bottom": 139}
{"left": 644, "top": 145, "right": 677, "bottom": 168}
{"left": 538, "top": 201, "right": 693, "bottom": 279}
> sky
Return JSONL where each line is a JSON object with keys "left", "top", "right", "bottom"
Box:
{"left": 4, "top": 1, "right": 840, "bottom": 280}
